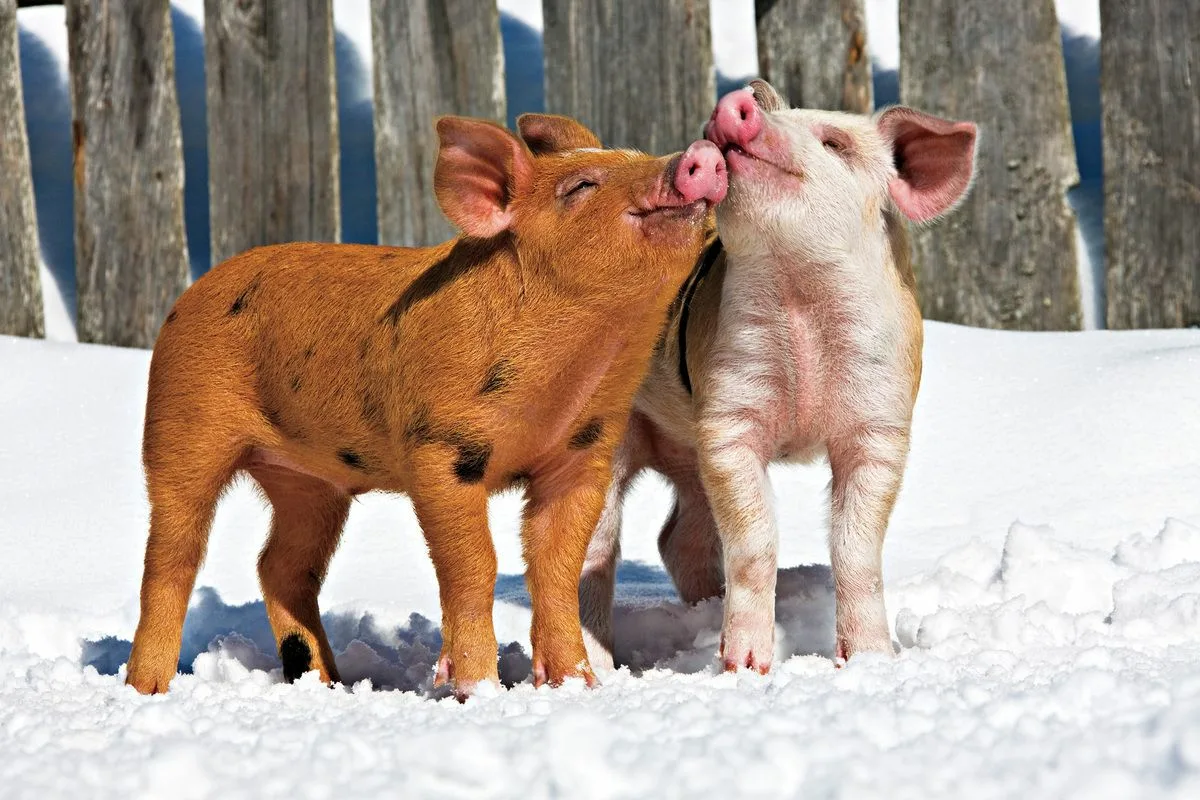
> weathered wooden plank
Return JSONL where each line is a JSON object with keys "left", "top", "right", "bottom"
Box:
{"left": 66, "top": 0, "right": 190, "bottom": 347}
{"left": 205, "top": 0, "right": 339, "bottom": 265}
{"left": 371, "top": 0, "right": 505, "bottom": 247}
{"left": 543, "top": 0, "right": 715, "bottom": 156}
{"left": 0, "top": 0, "right": 44, "bottom": 339}
{"left": 1102, "top": 1, "right": 1200, "bottom": 329}
{"left": 755, "top": 0, "right": 871, "bottom": 112}
{"left": 900, "top": 0, "right": 1082, "bottom": 330}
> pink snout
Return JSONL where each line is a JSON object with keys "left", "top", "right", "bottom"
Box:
{"left": 705, "top": 88, "right": 764, "bottom": 152}
{"left": 673, "top": 140, "right": 728, "bottom": 205}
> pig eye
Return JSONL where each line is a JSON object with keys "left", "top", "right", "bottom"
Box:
{"left": 564, "top": 179, "right": 598, "bottom": 198}
{"left": 820, "top": 128, "right": 853, "bottom": 156}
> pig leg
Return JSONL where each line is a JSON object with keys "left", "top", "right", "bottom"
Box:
{"left": 697, "top": 437, "right": 778, "bottom": 673}
{"left": 657, "top": 471, "right": 724, "bottom": 604}
{"left": 827, "top": 432, "right": 905, "bottom": 659}
{"left": 126, "top": 444, "right": 241, "bottom": 694}
{"left": 578, "top": 424, "right": 647, "bottom": 672}
{"left": 577, "top": 473, "right": 627, "bottom": 673}
{"left": 409, "top": 472, "right": 498, "bottom": 698}
{"left": 523, "top": 461, "right": 610, "bottom": 687}
{"left": 250, "top": 466, "right": 350, "bottom": 685}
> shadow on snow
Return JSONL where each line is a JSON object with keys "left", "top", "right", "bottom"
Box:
{"left": 82, "top": 561, "right": 836, "bottom": 694}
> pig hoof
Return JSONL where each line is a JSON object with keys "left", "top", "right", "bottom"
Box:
{"left": 835, "top": 633, "right": 896, "bottom": 663}
{"left": 125, "top": 668, "right": 174, "bottom": 695}
{"left": 718, "top": 626, "right": 774, "bottom": 674}
{"left": 720, "top": 650, "right": 772, "bottom": 674}
{"left": 581, "top": 628, "right": 616, "bottom": 674}
{"left": 125, "top": 654, "right": 178, "bottom": 695}
{"left": 532, "top": 656, "right": 598, "bottom": 689}
{"left": 432, "top": 654, "right": 499, "bottom": 700}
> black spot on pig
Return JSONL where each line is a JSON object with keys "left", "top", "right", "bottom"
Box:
{"left": 165, "top": 310, "right": 177, "bottom": 324}
{"left": 568, "top": 418, "right": 603, "bottom": 450}
{"left": 290, "top": 375, "right": 302, "bottom": 393}
{"left": 228, "top": 276, "right": 261, "bottom": 316}
{"left": 480, "top": 359, "right": 513, "bottom": 394}
{"left": 279, "top": 634, "right": 312, "bottom": 683}
{"left": 379, "top": 239, "right": 497, "bottom": 326}
{"left": 338, "top": 449, "right": 367, "bottom": 471}
{"left": 453, "top": 440, "right": 492, "bottom": 483}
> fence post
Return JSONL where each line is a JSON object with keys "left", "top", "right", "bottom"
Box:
{"left": 0, "top": 0, "right": 44, "bottom": 339}
{"left": 543, "top": 0, "right": 715, "bottom": 155}
{"left": 205, "top": 0, "right": 339, "bottom": 265}
{"left": 1102, "top": 2, "right": 1200, "bottom": 329}
{"left": 65, "top": 0, "right": 190, "bottom": 347}
{"left": 371, "top": 0, "right": 505, "bottom": 247}
{"left": 900, "top": 0, "right": 1082, "bottom": 330}
{"left": 755, "top": 0, "right": 871, "bottom": 112}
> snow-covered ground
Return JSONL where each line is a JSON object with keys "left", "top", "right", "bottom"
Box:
{"left": 3, "top": 322, "right": 1200, "bottom": 797}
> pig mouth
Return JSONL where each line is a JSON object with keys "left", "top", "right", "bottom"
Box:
{"left": 721, "top": 144, "right": 803, "bottom": 183}
{"left": 627, "top": 198, "right": 711, "bottom": 228}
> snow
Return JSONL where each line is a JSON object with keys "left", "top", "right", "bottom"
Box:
{"left": 3, "top": 322, "right": 1200, "bottom": 796}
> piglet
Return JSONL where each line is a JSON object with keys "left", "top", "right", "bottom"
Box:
{"left": 125, "top": 113, "right": 726, "bottom": 697}
{"left": 580, "top": 80, "right": 976, "bottom": 671}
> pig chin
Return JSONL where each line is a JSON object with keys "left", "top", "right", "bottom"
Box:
{"left": 626, "top": 199, "right": 710, "bottom": 241}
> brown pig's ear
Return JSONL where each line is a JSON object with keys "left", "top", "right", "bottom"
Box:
{"left": 434, "top": 116, "right": 534, "bottom": 238}
{"left": 516, "top": 113, "right": 602, "bottom": 155}
{"left": 748, "top": 79, "right": 787, "bottom": 112}
{"left": 876, "top": 106, "right": 977, "bottom": 224}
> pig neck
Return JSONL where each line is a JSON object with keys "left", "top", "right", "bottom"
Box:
{"left": 723, "top": 223, "right": 903, "bottom": 347}
{"left": 713, "top": 219, "right": 915, "bottom": 440}
{"left": 505, "top": 246, "right": 681, "bottom": 435}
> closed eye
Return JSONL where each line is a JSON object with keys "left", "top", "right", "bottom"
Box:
{"left": 564, "top": 179, "right": 598, "bottom": 197}
{"left": 819, "top": 127, "right": 854, "bottom": 156}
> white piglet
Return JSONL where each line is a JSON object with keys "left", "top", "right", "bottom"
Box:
{"left": 580, "top": 79, "right": 978, "bottom": 671}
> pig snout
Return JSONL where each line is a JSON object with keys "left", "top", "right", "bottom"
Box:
{"left": 705, "top": 89, "right": 764, "bottom": 152}
{"left": 673, "top": 140, "right": 728, "bottom": 205}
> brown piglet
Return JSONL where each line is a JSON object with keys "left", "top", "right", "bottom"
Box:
{"left": 126, "top": 113, "right": 727, "bottom": 697}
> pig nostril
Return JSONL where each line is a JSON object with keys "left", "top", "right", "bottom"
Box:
{"left": 689, "top": 164, "right": 697, "bottom": 176}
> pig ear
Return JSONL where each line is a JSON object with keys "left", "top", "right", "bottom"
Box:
{"left": 434, "top": 116, "right": 534, "bottom": 238}
{"left": 516, "top": 113, "right": 602, "bottom": 155}
{"left": 748, "top": 79, "right": 787, "bottom": 112}
{"left": 876, "top": 106, "right": 977, "bottom": 224}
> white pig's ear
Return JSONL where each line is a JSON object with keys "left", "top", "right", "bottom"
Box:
{"left": 876, "top": 106, "right": 977, "bottom": 224}
{"left": 517, "top": 113, "right": 602, "bottom": 155}
{"left": 434, "top": 116, "right": 534, "bottom": 238}
{"left": 748, "top": 79, "right": 787, "bottom": 112}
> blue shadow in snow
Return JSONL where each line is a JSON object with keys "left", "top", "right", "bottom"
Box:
{"left": 81, "top": 560, "right": 678, "bottom": 689}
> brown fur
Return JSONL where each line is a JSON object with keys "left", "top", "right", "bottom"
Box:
{"left": 125, "top": 114, "right": 717, "bottom": 696}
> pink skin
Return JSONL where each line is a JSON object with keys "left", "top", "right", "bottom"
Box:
{"left": 629, "top": 140, "right": 728, "bottom": 237}
{"left": 704, "top": 92, "right": 801, "bottom": 187}
{"left": 671, "top": 140, "right": 728, "bottom": 206}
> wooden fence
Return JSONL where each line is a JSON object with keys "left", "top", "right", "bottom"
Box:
{"left": 0, "top": 0, "right": 1197, "bottom": 346}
